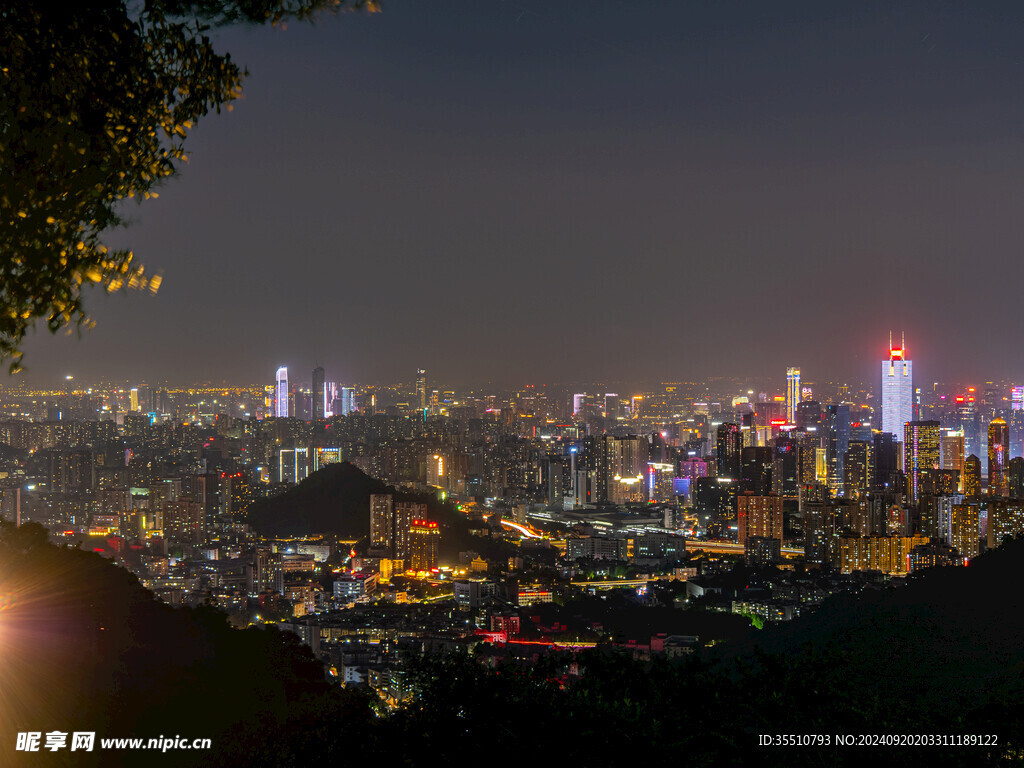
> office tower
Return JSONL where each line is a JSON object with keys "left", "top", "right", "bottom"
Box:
{"left": 312, "top": 366, "right": 326, "bottom": 420}
{"left": 795, "top": 432, "right": 820, "bottom": 485}
{"left": 416, "top": 369, "right": 427, "bottom": 414}
{"left": 825, "top": 404, "right": 850, "bottom": 495}
{"left": 737, "top": 494, "right": 784, "bottom": 545}
{"left": 409, "top": 519, "right": 440, "bottom": 571}
{"left": 989, "top": 417, "right": 1009, "bottom": 497}
{"left": 963, "top": 454, "right": 981, "bottom": 499}
{"left": 604, "top": 394, "right": 621, "bottom": 419}
{"left": 130, "top": 387, "right": 139, "bottom": 412}
{"left": 815, "top": 447, "right": 829, "bottom": 484}
{"left": 771, "top": 436, "right": 798, "bottom": 496}
{"left": 950, "top": 503, "right": 980, "bottom": 561}
{"left": 941, "top": 429, "right": 965, "bottom": 491}
{"left": 716, "top": 423, "right": 742, "bottom": 479}
{"left": 796, "top": 400, "right": 822, "bottom": 432}
{"left": 322, "top": 382, "right": 337, "bottom": 417}
{"left": 872, "top": 432, "right": 899, "bottom": 490}
{"left": 275, "top": 367, "right": 289, "bottom": 418}
{"left": 741, "top": 412, "right": 755, "bottom": 448}
{"left": 881, "top": 333, "right": 912, "bottom": 439}
{"left": 903, "top": 421, "right": 940, "bottom": 504}
{"left": 333, "top": 387, "right": 355, "bottom": 417}
{"left": 1009, "top": 410, "right": 1024, "bottom": 459}
{"left": 598, "top": 434, "right": 647, "bottom": 504}
{"left": 572, "top": 393, "right": 586, "bottom": 416}
{"left": 278, "top": 447, "right": 309, "bottom": 484}
{"left": 741, "top": 446, "right": 773, "bottom": 495}
{"left": 786, "top": 367, "right": 801, "bottom": 423}
{"left": 753, "top": 399, "right": 786, "bottom": 430}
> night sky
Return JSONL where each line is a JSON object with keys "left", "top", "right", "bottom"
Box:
{"left": 16, "top": 1, "right": 1024, "bottom": 389}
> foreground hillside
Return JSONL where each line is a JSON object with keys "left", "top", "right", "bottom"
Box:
{"left": 3, "top": 520, "right": 1021, "bottom": 766}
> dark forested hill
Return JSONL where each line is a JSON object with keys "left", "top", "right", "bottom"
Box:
{"left": 243, "top": 462, "right": 393, "bottom": 538}
{"left": 241, "top": 462, "right": 498, "bottom": 560}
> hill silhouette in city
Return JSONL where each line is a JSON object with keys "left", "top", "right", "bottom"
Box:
{"left": 242, "top": 462, "right": 489, "bottom": 560}
{"left": 243, "top": 462, "right": 389, "bottom": 538}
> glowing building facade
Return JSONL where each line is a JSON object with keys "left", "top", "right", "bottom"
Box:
{"left": 881, "top": 335, "right": 912, "bottom": 439}
{"left": 989, "top": 417, "right": 1009, "bottom": 497}
{"left": 786, "top": 367, "right": 801, "bottom": 423}
{"left": 903, "top": 420, "right": 940, "bottom": 504}
{"left": 275, "top": 367, "right": 289, "bottom": 418}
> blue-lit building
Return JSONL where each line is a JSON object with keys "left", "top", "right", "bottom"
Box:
{"left": 275, "top": 366, "right": 289, "bottom": 418}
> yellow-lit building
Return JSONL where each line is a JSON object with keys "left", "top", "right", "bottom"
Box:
{"left": 903, "top": 421, "right": 940, "bottom": 504}
{"left": 409, "top": 519, "right": 440, "bottom": 571}
{"left": 950, "top": 503, "right": 980, "bottom": 561}
{"left": 838, "top": 534, "right": 929, "bottom": 575}
{"left": 964, "top": 455, "right": 981, "bottom": 499}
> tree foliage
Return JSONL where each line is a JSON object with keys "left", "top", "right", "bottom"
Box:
{"left": 0, "top": 1, "right": 376, "bottom": 372}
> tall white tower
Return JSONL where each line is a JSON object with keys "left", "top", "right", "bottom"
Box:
{"left": 881, "top": 332, "right": 912, "bottom": 439}
{"left": 275, "top": 366, "right": 289, "bottom": 418}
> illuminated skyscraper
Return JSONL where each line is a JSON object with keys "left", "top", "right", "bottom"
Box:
{"left": 881, "top": 333, "right": 912, "bottom": 439}
{"left": 416, "top": 369, "right": 427, "bottom": 415}
{"left": 950, "top": 503, "right": 980, "bottom": 561}
{"left": 573, "top": 393, "right": 586, "bottom": 415}
{"left": 989, "top": 417, "right": 1009, "bottom": 497}
{"left": 275, "top": 367, "right": 289, "bottom": 418}
{"left": 409, "top": 519, "right": 440, "bottom": 571}
{"left": 941, "top": 430, "right": 965, "bottom": 470}
{"left": 339, "top": 387, "right": 355, "bottom": 416}
{"left": 786, "top": 367, "right": 801, "bottom": 423}
{"left": 903, "top": 420, "right": 940, "bottom": 504}
{"left": 716, "top": 423, "right": 742, "bottom": 479}
{"left": 964, "top": 454, "right": 981, "bottom": 499}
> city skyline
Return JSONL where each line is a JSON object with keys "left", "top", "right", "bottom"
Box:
{"left": 9, "top": 4, "right": 1024, "bottom": 761}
